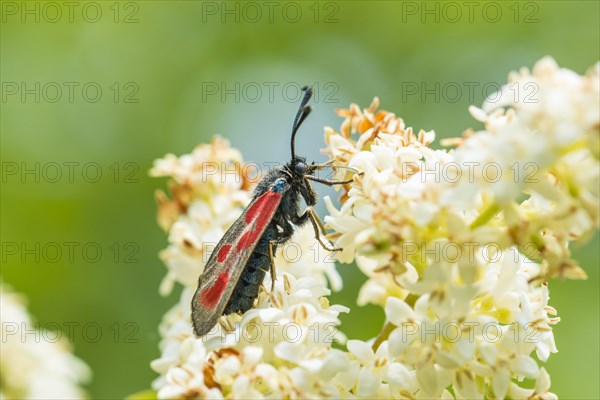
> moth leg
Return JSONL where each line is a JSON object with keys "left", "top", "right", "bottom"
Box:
{"left": 280, "top": 220, "right": 295, "bottom": 239}
{"left": 311, "top": 159, "right": 335, "bottom": 168}
{"left": 312, "top": 161, "right": 362, "bottom": 175}
{"left": 291, "top": 210, "right": 308, "bottom": 225}
{"left": 268, "top": 238, "right": 287, "bottom": 292}
{"left": 303, "top": 207, "right": 342, "bottom": 252}
{"left": 304, "top": 175, "right": 355, "bottom": 186}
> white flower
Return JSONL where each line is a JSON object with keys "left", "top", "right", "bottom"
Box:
{"left": 381, "top": 251, "right": 557, "bottom": 398}
{"left": 483, "top": 56, "right": 599, "bottom": 149}
{"left": 320, "top": 56, "right": 597, "bottom": 399}
{"left": 446, "top": 112, "right": 554, "bottom": 206}
{"left": 0, "top": 282, "right": 90, "bottom": 399}
{"left": 151, "top": 274, "right": 352, "bottom": 398}
{"left": 150, "top": 136, "right": 247, "bottom": 191}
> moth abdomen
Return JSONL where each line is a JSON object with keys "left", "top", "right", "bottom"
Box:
{"left": 223, "top": 224, "right": 278, "bottom": 315}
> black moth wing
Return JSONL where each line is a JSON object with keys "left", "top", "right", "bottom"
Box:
{"left": 191, "top": 178, "right": 290, "bottom": 336}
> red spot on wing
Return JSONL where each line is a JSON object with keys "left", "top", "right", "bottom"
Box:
{"left": 237, "top": 191, "right": 282, "bottom": 251}
{"left": 217, "top": 244, "right": 232, "bottom": 263}
{"left": 199, "top": 272, "right": 229, "bottom": 309}
{"left": 245, "top": 191, "right": 282, "bottom": 223}
{"left": 236, "top": 229, "right": 262, "bottom": 251}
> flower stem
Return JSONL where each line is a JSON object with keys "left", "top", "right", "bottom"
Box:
{"left": 469, "top": 203, "right": 500, "bottom": 230}
{"left": 372, "top": 321, "right": 396, "bottom": 352}
{"left": 371, "top": 294, "right": 419, "bottom": 352}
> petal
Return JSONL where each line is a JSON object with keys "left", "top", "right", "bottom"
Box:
{"left": 387, "top": 362, "right": 413, "bottom": 390}
{"left": 347, "top": 340, "right": 374, "bottom": 365}
{"left": 356, "top": 367, "right": 380, "bottom": 397}
{"left": 512, "top": 355, "right": 539, "bottom": 378}
{"left": 388, "top": 327, "right": 414, "bottom": 357}
{"left": 384, "top": 297, "right": 415, "bottom": 325}
{"left": 416, "top": 361, "right": 438, "bottom": 396}
{"left": 492, "top": 369, "right": 510, "bottom": 399}
{"left": 535, "top": 367, "right": 552, "bottom": 394}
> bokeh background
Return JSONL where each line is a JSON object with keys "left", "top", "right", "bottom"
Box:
{"left": 1, "top": 1, "right": 598, "bottom": 398}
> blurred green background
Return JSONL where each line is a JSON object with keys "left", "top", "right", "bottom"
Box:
{"left": 1, "top": 1, "right": 598, "bottom": 398}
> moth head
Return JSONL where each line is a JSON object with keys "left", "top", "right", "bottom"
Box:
{"left": 290, "top": 157, "right": 319, "bottom": 179}
{"left": 293, "top": 159, "right": 308, "bottom": 175}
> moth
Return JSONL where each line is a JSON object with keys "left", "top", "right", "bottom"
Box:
{"left": 191, "top": 86, "right": 358, "bottom": 337}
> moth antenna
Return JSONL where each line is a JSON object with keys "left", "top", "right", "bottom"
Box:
{"left": 291, "top": 86, "right": 313, "bottom": 160}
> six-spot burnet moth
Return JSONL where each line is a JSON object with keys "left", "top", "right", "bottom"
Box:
{"left": 191, "top": 86, "right": 360, "bottom": 337}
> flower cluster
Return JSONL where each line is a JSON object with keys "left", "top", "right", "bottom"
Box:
{"left": 0, "top": 282, "right": 90, "bottom": 399}
{"left": 149, "top": 57, "right": 598, "bottom": 399}
{"left": 322, "top": 57, "right": 598, "bottom": 398}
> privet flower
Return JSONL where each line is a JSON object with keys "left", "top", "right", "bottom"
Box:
{"left": 322, "top": 57, "right": 598, "bottom": 398}
{"left": 150, "top": 57, "right": 598, "bottom": 399}
{"left": 0, "top": 282, "right": 90, "bottom": 399}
